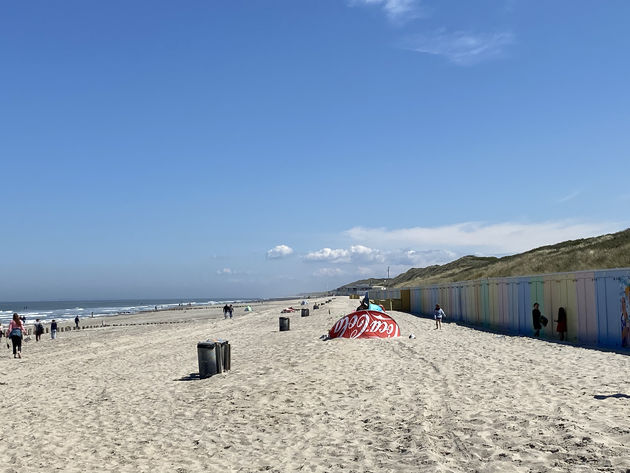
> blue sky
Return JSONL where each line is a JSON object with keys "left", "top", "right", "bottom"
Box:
{"left": 1, "top": 0, "right": 629, "bottom": 300}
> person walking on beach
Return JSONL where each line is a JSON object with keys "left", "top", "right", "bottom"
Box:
{"left": 228, "top": 305, "right": 233, "bottom": 319}
{"left": 50, "top": 320, "right": 58, "bottom": 340}
{"left": 7, "top": 313, "right": 25, "bottom": 358}
{"left": 223, "top": 304, "right": 229, "bottom": 319}
{"left": 532, "top": 302, "right": 542, "bottom": 337}
{"left": 34, "top": 318, "right": 44, "bottom": 342}
{"left": 556, "top": 307, "right": 567, "bottom": 341}
{"left": 74, "top": 315, "right": 80, "bottom": 329}
{"left": 434, "top": 304, "right": 446, "bottom": 330}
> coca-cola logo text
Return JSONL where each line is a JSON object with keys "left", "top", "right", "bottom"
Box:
{"left": 329, "top": 310, "right": 400, "bottom": 339}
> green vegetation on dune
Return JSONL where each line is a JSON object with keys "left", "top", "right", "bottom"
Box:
{"left": 337, "top": 228, "right": 630, "bottom": 290}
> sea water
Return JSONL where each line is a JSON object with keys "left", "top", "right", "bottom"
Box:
{"left": 0, "top": 298, "right": 244, "bottom": 325}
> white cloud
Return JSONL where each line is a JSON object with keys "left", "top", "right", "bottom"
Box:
{"left": 404, "top": 29, "right": 514, "bottom": 65}
{"left": 389, "top": 249, "right": 457, "bottom": 265}
{"left": 350, "top": 0, "right": 424, "bottom": 22}
{"left": 304, "top": 248, "right": 350, "bottom": 263}
{"left": 557, "top": 191, "right": 580, "bottom": 203}
{"left": 266, "top": 244, "right": 294, "bottom": 259}
{"left": 304, "top": 245, "right": 386, "bottom": 264}
{"left": 304, "top": 245, "right": 455, "bottom": 268}
{"left": 349, "top": 245, "right": 386, "bottom": 263}
{"left": 314, "top": 267, "right": 344, "bottom": 277}
{"left": 216, "top": 268, "right": 254, "bottom": 277}
{"left": 344, "top": 221, "right": 623, "bottom": 255}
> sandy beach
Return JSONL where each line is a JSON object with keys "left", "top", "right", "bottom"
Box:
{"left": 1, "top": 297, "right": 629, "bottom": 473}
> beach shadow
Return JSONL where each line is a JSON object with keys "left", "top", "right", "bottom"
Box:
{"left": 407, "top": 314, "right": 630, "bottom": 357}
{"left": 176, "top": 373, "right": 202, "bottom": 382}
{"left": 593, "top": 393, "right": 630, "bottom": 400}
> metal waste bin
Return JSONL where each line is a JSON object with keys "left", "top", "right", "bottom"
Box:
{"left": 197, "top": 341, "right": 218, "bottom": 378}
{"left": 279, "top": 317, "right": 290, "bottom": 331}
{"left": 218, "top": 341, "right": 231, "bottom": 371}
{"left": 198, "top": 340, "right": 231, "bottom": 378}
{"left": 301, "top": 308, "right": 309, "bottom": 317}
{"left": 214, "top": 340, "right": 231, "bottom": 373}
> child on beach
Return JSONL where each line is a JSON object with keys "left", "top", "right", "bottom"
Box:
{"left": 557, "top": 307, "right": 567, "bottom": 341}
{"left": 434, "top": 304, "right": 446, "bottom": 329}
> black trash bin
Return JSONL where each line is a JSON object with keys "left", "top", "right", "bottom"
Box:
{"left": 197, "top": 341, "right": 218, "bottom": 378}
{"left": 279, "top": 317, "right": 290, "bottom": 331}
{"left": 301, "top": 308, "right": 309, "bottom": 317}
{"left": 197, "top": 340, "right": 231, "bottom": 378}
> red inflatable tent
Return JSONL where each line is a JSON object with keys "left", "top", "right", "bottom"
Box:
{"left": 328, "top": 310, "right": 401, "bottom": 339}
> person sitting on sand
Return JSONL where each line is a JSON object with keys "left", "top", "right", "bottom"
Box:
{"left": 7, "top": 313, "right": 25, "bottom": 359}
{"left": 356, "top": 297, "right": 369, "bottom": 311}
{"left": 434, "top": 304, "right": 446, "bottom": 330}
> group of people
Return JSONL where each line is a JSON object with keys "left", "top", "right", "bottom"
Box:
{"left": 532, "top": 302, "right": 567, "bottom": 339}
{"left": 432, "top": 302, "right": 569, "bottom": 338}
{"left": 428, "top": 301, "right": 568, "bottom": 338}
{"left": 223, "top": 304, "right": 234, "bottom": 319}
{"left": 1, "top": 313, "right": 62, "bottom": 359}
